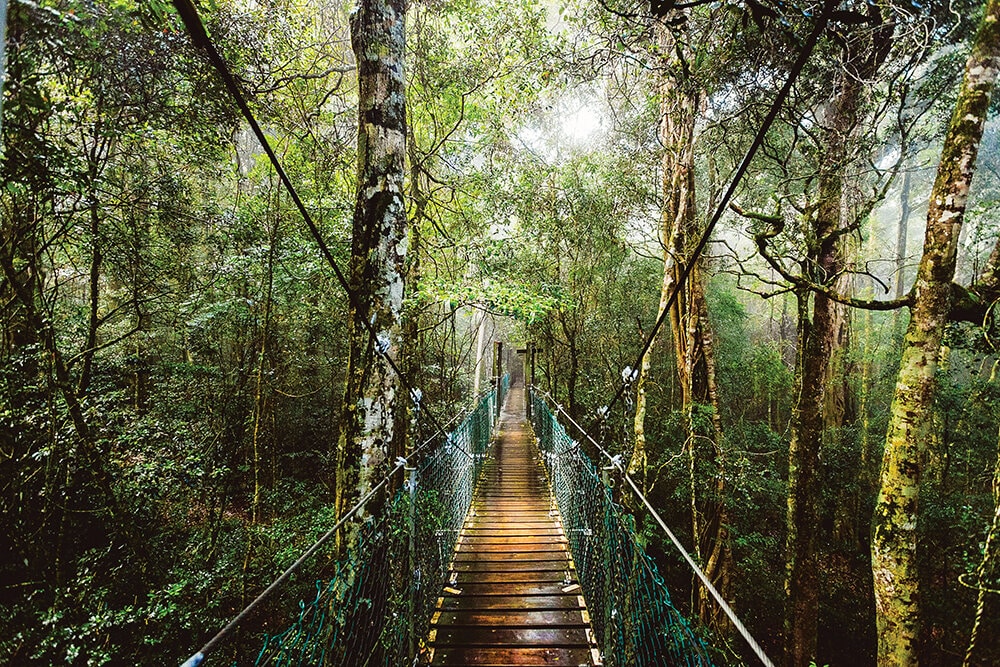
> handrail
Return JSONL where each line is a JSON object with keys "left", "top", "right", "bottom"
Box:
{"left": 180, "top": 379, "right": 508, "bottom": 666}
{"left": 533, "top": 389, "right": 775, "bottom": 667}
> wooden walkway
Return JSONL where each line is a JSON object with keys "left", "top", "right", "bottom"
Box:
{"left": 426, "top": 385, "right": 600, "bottom": 666}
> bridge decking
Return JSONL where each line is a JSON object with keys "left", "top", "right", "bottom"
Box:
{"left": 426, "top": 386, "right": 600, "bottom": 666}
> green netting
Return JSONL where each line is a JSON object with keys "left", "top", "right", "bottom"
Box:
{"left": 530, "top": 390, "right": 713, "bottom": 667}
{"left": 247, "top": 378, "right": 508, "bottom": 667}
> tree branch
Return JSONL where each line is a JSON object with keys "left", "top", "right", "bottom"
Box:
{"left": 731, "top": 202, "right": 913, "bottom": 311}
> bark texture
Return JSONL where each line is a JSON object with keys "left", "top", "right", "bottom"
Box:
{"left": 783, "top": 8, "right": 892, "bottom": 663}
{"left": 629, "top": 19, "right": 732, "bottom": 633}
{"left": 871, "top": 2, "right": 1000, "bottom": 664}
{"left": 784, "top": 62, "right": 860, "bottom": 667}
{"left": 337, "top": 0, "right": 408, "bottom": 520}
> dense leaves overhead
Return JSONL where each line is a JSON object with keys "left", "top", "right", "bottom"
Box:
{"left": 2, "top": 0, "right": 1000, "bottom": 665}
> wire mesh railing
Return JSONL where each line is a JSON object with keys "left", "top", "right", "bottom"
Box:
{"left": 248, "top": 379, "right": 507, "bottom": 667}
{"left": 529, "top": 389, "right": 713, "bottom": 667}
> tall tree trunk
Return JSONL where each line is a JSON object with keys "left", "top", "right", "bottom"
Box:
{"left": 872, "top": 3, "right": 1000, "bottom": 664}
{"left": 628, "top": 18, "right": 732, "bottom": 632}
{"left": 336, "top": 0, "right": 408, "bottom": 523}
{"left": 784, "top": 283, "right": 830, "bottom": 667}
{"left": 782, "top": 7, "right": 895, "bottom": 654}
{"left": 631, "top": 22, "right": 686, "bottom": 494}
{"left": 784, "top": 95, "right": 851, "bottom": 667}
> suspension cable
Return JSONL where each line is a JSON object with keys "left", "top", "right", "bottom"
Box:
{"left": 178, "top": 415, "right": 455, "bottom": 667}
{"left": 602, "top": 0, "right": 838, "bottom": 421}
{"left": 169, "top": 0, "right": 450, "bottom": 444}
{"left": 535, "top": 389, "right": 775, "bottom": 667}
{"left": 178, "top": 378, "right": 503, "bottom": 666}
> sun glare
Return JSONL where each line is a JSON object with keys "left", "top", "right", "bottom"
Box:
{"left": 561, "top": 104, "right": 602, "bottom": 144}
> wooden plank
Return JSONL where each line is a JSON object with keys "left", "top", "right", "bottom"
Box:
{"left": 452, "top": 551, "right": 567, "bottom": 563}
{"left": 453, "top": 570, "right": 569, "bottom": 584}
{"left": 458, "top": 535, "right": 567, "bottom": 546}
{"left": 455, "top": 545, "right": 568, "bottom": 556}
{"left": 439, "top": 581, "right": 571, "bottom": 596}
{"left": 431, "top": 647, "right": 595, "bottom": 665}
{"left": 434, "top": 610, "right": 588, "bottom": 626}
{"left": 431, "top": 627, "right": 591, "bottom": 646}
{"left": 467, "top": 516, "right": 553, "bottom": 520}
{"left": 429, "top": 385, "right": 598, "bottom": 666}
{"left": 438, "top": 595, "right": 585, "bottom": 611}
{"left": 463, "top": 522, "right": 558, "bottom": 530}
{"left": 461, "top": 528, "right": 565, "bottom": 537}
{"left": 452, "top": 558, "right": 570, "bottom": 573}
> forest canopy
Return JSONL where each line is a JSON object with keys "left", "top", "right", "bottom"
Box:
{"left": 1, "top": 0, "right": 999, "bottom": 665}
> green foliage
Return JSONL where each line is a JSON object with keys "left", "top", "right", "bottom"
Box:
{"left": 3, "top": 0, "right": 1000, "bottom": 665}
{"left": 417, "top": 275, "right": 567, "bottom": 322}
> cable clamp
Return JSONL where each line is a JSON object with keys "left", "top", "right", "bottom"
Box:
{"left": 376, "top": 333, "right": 392, "bottom": 354}
{"left": 180, "top": 654, "right": 204, "bottom": 667}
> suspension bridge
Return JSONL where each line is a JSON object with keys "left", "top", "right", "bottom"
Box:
{"left": 180, "top": 368, "right": 775, "bottom": 667}
{"left": 164, "top": 0, "right": 823, "bottom": 660}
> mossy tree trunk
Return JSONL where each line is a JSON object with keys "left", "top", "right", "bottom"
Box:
{"left": 336, "top": 0, "right": 408, "bottom": 523}
{"left": 629, "top": 18, "right": 732, "bottom": 634}
{"left": 871, "top": 1, "right": 1000, "bottom": 664}
{"left": 784, "top": 8, "right": 892, "bottom": 662}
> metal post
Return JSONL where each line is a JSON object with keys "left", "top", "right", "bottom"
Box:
{"left": 526, "top": 341, "right": 535, "bottom": 420}
{"left": 407, "top": 466, "right": 417, "bottom": 663}
{"left": 493, "top": 341, "right": 503, "bottom": 419}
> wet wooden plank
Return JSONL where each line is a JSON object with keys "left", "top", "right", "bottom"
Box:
{"left": 452, "top": 558, "right": 570, "bottom": 573}
{"left": 439, "top": 581, "right": 572, "bottom": 596}
{"left": 452, "top": 551, "right": 568, "bottom": 563}
{"left": 461, "top": 529, "right": 565, "bottom": 538}
{"left": 431, "top": 647, "right": 595, "bottom": 665}
{"left": 429, "top": 386, "right": 598, "bottom": 666}
{"left": 463, "top": 524, "right": 560, "bottom": 532}
{"left": 431, "top": 627, "right": 591, "bottom": 646}
{"left": 455, "top": 544, "right": 569, "bottom": 556}
{"left": 452, "top": 570, "right": 569, "bottom": 584}
{"left": 438, "top": 595, "right": 585, "bottom": 611}
{"left": 458, "top": 536, "right": 568, "bottom": 546}
{"left": 469, "top": 508, "right": 554, "bottom": 523}
{"left": 434, "top": 610, "right": 588, "bottom": 626}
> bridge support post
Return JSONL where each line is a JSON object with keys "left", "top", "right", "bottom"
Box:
{"left": 493, "top": 341, "right": 503, "bottom": 419}
{"left": 407, "top": 466, "right": 417, "bottom": 664}
{"left": 529, "top": 342, "right": 537, "bottom": 420}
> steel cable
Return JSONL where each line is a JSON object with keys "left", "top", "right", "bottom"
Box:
{"left": 536, "top": 389, "right": 776, "bottom": 667}
{"left": 169, "top": 0, "right": 452, "bottom": 446}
